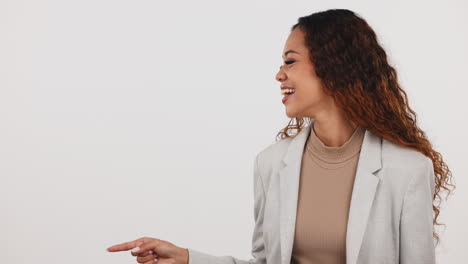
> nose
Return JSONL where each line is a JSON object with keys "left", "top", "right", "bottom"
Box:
{"left": 276, "top": 67, "right": 286, "bottom": 82}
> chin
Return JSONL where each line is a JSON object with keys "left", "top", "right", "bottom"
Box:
{"left": 285, "top": 109, "right": 297, "bottom": 118}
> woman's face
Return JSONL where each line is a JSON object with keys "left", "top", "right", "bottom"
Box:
{"left": 275, "top": 27, "right": 334, "bottom": 118}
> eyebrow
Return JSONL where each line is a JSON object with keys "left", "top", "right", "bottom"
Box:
{"left": 283, "top": 50, "right": 299, "bottom": 57}
{"left": 279, "top": 50, "right": 299, "bottom": 69}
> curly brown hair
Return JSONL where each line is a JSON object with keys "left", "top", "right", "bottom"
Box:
{"left": 276, "top": 9, "right": 455, "bottom": 247}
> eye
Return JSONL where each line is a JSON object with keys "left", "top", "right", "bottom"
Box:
{"left": 279, "top": 60, "right": 295, "bottom": 69}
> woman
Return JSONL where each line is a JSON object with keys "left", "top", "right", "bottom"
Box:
{"left": 107, "top": 8, "right": 454, "bottom": 264}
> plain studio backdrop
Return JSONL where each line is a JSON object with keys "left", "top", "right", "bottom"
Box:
{"left": 1, "top": 0, "right": 467, "bottom": 263}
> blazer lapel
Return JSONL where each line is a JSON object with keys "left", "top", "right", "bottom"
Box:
{"left": 278, "top": 123, "right": 382, "bottom": 264}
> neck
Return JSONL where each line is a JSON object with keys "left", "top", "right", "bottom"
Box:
{"left": 311, "top": 116, "right": 359, "bottom": 147}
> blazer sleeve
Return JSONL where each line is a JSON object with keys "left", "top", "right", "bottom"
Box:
{"left": 187, "top": 154, "right": 267, "bottom": 264}
{"left": 399, "top": 158, "right": 436, "bottom": 264}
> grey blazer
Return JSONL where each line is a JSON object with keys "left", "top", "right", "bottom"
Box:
{"left": 188, "top": 123, "right": 436, "bottom": 264}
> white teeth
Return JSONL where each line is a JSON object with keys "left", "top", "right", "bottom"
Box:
{"left": 281, "top": 88, "right": 295, "bottom": 95}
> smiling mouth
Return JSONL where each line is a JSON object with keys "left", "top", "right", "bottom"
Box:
{"left": 281, "top": 88, "right": 296, "bottom": 96}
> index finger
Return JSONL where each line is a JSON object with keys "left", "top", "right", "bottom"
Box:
{"left": 107, "top": 239, "right": 143, "bottom": 252}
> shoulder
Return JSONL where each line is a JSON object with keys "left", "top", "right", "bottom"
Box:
{"left": 254, "top": 136, "right": 294, "bottom": 172}
{"left": 380, "top": 138, "right": 436, "bottom": 202}
{"left": 381, "top": 138, "right": 432, "bottom": 170}
{"left": 371, "top": 136, "right": 435, "bottom": 202}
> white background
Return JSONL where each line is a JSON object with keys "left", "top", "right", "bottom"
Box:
{"left": 1, "top": 0, "right": 466, "bottom": 263}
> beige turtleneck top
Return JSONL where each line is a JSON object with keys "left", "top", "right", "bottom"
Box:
{"left": 291, "top": 122, "right": 366, "bottom": 264}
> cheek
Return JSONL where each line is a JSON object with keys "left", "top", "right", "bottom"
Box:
{"left": 297, "top": 79, "right": 326, "bottom": 101}
{"left": 290, "top": 68, "right": 326, "bottom": 100}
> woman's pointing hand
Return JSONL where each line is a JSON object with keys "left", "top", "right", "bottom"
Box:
{"left": 107, "top": 237, "right": 189, "bottom": 264}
